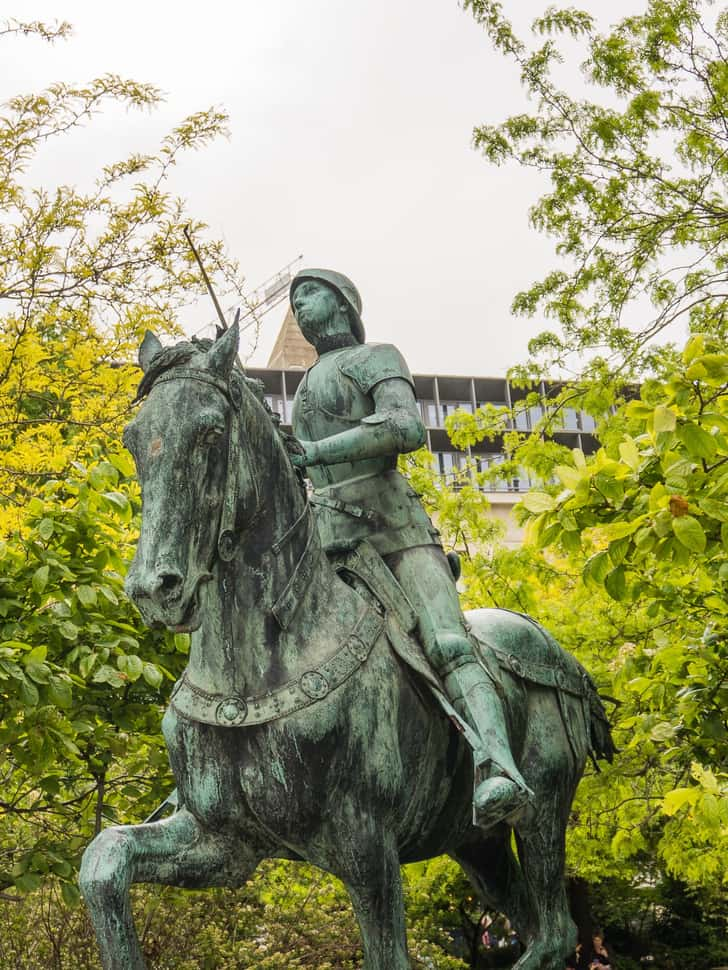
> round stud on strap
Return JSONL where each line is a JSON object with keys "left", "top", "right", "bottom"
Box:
{"left": 299, "top": 671, "right": 329, "bottom": 700}
{"left": 349, "top": 635, "right": 370, "bottom": 663}
{"left": 508, "top": 655, "right": 525, "bottom": 678}
{"left": 215, "top": 696, "right": 248, "bottom": 726}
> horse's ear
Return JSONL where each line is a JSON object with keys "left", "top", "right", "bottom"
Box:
{"left": 139, "top": 331, "right": 163, "bottom": 372}
{"left": 207, "top": 320, "right": 239, "bottom": 378}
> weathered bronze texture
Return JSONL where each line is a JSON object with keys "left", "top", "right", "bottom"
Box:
{"left": 80, "top": 321, "right": 614, "bottom": 970}
{"left": 288, "top": 269, "right": 534, "bottom": 829}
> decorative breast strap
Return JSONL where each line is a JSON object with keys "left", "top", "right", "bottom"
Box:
{"left": 170, "top": 605, "right": 385, "bottom": 728}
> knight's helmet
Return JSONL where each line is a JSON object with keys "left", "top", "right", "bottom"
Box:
{"left": 289, "top": 268, "right": 365, "bottom": 344}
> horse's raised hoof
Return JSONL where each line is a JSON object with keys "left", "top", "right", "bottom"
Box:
{"left": 473, "top": 775, "right": 530, "bottom": 830}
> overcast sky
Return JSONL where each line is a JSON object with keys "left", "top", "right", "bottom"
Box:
{"left": 5, "top": 1, "right": 642, "bottom": 374}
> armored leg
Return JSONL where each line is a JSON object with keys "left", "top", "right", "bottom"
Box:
{"left": 386, "top": 545, "right": 532, "bottom": 829}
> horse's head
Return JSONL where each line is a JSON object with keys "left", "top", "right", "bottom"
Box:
{"left": 123, "top": 323, "right": 256, "bottom": 632}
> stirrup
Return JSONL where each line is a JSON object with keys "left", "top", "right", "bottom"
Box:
{"left": 473, "top": 775, "right": 530, "bottom": 830}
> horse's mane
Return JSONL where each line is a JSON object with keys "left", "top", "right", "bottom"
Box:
{"left": 135, "top": 336, "right": 272, "bottom": 410}
{"left": 134, "top": 336, "right": 306, "bottom": 491}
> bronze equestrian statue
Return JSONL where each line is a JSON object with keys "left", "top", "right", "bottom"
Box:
{"left": 80, "top": 272, "right": 614, "bottom": 970}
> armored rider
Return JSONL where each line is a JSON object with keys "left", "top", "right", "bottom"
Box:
{"left": 288, "top": 268, "right": 532, "bottom": 830}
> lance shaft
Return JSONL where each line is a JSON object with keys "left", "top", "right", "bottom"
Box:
{"left": 183, "top": 225, "right": 228, "bottom": 333}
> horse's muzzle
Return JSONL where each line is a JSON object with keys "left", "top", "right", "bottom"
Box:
{"left": 125, "top": 564, "right": 212, "bottom": 632}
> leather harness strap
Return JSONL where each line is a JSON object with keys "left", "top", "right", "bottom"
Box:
{"left": 170, "top": 604, "right": 385, "bottom": 728}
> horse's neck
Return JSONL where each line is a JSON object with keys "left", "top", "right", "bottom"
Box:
{"left": 187, "top": 422, "right": 340, "bottom": 697}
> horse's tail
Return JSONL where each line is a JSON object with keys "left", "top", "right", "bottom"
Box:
{"left": 584, "top": 676, "right": 616, "bottom": 765}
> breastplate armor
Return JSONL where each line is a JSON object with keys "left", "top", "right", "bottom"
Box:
{"left": 291, "top": 349, "right": 394, "bottom": 489}
{"left": 291, "top": 347, "right": 439, "bottom": 556}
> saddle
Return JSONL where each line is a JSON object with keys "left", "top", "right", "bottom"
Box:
{"left": 330, "top": 540, "right": 603, "bottom": 763}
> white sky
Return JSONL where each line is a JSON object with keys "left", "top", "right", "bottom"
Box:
{"left": 4, "top": 0, "right": 643, "bottom": 374}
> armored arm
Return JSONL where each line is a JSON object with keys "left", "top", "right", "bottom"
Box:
{"left": 294, "top": 378, "right": 426, "bottom": 468}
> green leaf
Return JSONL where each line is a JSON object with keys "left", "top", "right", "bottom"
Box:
{"left": 521, "top": 491, "right": 556, "bottom": 513}
{"left": 174, "top": 633, "right": 190, "bottom": 654}
{"left": 118, "top": 654, "right": 144, "bottom": 681}
{"left": 554, "top": 464, "right": 581, "bottom": 489}
{"left": 108, "top": 450, "right": 136, "bottom": 477}
{"left": 32, "top": 565, "right": 50, "bottom": 594}
{"left": 650, "top": 721, "right": 676, "bottom": 742}
{"left": 97, "top": 585, "right": 119, "bottom": 605}
{"left": 58, "top": 621, "right": 79, "bottom": 641}
{"left": 92, "top": 664, "right": 124, "bottom": 686}
{"left": 76, "top": 585, "right": 97, "bottom": 607}
{"left": 653, "top": 405, "right": 677, "bottom": 433}
{"left": 672, "top": 515, "right": 706, "bottom": 552}
{"left": 699, "top": 498, "right": 728, "bottom": 522}
{"left": 142, "top": 663, "right": 163, "bottom": 689}
{"left": 60, "top": 881, "right": 81, "bottom": 907}
{"left": 19, "top": 677, "right": 39, "bottom": 706}
{"left": 38, "top": 518, "right": 54, "bottom": 540}
{"left": 103, "top": 491, "right": 129, "bottom": 512}
{"left": 26, "top": 645, "right": 47, "bottom": 664}
{"left": 604, "top": 566, "right": 627, "bottom": 601}
{"left": 597, "top": 519, "right": 641, "bottom": 541}
{"left": 89, "top": 462, "right": 118, "bottom": 490}
{"left": 583, "top": 550, "right": 611, "bottom": 585}
{"left": 25, "top": 662, "right": 51, "bottom": 684}
{"left": 608, "top": 536, "right": 631, "bottom": 566}
{"left": 47, "top": 678, "right": 73, "bottom": 709}
{"left": 678, "top": 423, "right": 717, "bottom": 461}
{"left": 14, "top": 872, "right": 42, "bottom": 893}
{"left": 618, "top": 437, "right": 641, "bottom": 470}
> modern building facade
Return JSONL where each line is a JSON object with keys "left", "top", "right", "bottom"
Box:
{"left": 252, "top": 309, "right": 599, "bottom": 546}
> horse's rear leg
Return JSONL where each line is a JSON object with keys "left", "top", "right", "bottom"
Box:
{"left": 452, "top": 825, "right": 535, "bottom": 942}
{"left": 80, "top": 808, "right": 261, "bottom": 970}
{"left": 341, "top": 831, "right": 410, "bottom": 970}
{"left": 513, "top": 791, "right": 577, "bottom": 970}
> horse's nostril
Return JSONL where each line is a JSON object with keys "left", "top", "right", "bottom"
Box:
{"left": 158, "top": 572, "right": 183, "bottom": 599}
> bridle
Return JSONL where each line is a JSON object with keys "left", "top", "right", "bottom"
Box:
{"left": 150, "top": 366, "right": 260, "bottom": 562}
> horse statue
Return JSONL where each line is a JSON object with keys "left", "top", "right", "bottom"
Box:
{"left": 80, "top": 323, "right": 614, "bottom": 970}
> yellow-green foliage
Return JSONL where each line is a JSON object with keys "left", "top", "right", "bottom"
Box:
{"left": 0, "top": 18, "right": 244, "bottom": 901}
{"left": 442, "top": 337, "right": 728, "bottom": 901}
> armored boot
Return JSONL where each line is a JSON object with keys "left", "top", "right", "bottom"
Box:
{"left": 435, "top": 635, "right": 533, "bottom": 830}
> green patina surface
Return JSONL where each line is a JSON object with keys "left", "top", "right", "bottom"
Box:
{"left": 79, "top": 273, "right": 614, "bottom": 970}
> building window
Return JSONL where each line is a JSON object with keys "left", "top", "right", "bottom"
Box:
{"left": 563, "top": 407, "right": 579, "bottom": 431}
{"left": 265, "top": 394, "right": 286, "bottom": 420}
{"left": 421, "top": 400, "right": 439, "bottom": 426}
{"left": 440, "top": 401, "right": 474, "bottom": 419}
{"left": 514, "top": 407, "right": 530, "bottom": 431}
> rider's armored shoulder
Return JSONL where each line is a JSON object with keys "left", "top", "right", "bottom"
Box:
{"left": 339, "top": 343, "right": 415, "bottom": 395}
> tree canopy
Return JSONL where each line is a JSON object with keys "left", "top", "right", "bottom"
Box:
{"left": 443, "top": 0, "right": 728, "bottom": 909}
{"left": 466, "top": 0, "right": 728, "bottom": 379}
{"left": 0, "top": 18, "right": 247, "bottom": 901}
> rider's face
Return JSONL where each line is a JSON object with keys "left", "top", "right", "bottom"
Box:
{"left": 292, "top": 281, "right": 345, "bottom": 343}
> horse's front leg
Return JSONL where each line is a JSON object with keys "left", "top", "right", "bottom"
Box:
{"left": 80, "top": 807, "right": 262, "bottom": 970}
{"left": 341, "top": 827, "right": 410, "bottom": 970}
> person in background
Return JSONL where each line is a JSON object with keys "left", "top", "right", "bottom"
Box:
{"left": 589, "top": 932, "right": 612, "bottom": 968}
